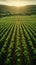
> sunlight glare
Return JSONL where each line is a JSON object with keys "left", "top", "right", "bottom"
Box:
{"left": 7, "top": 1, "right": 27, "bottom": 7}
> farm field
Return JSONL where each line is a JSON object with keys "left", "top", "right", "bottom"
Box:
{"left": 0, "top": 15, "right": 36, "bottom": 65}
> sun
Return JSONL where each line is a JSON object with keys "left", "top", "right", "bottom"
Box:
{"left": 13, "top": 1, "right": 25, "bottom": 7}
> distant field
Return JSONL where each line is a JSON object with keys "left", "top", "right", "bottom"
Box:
{"left": 0, "top": 15, "right": 36, "bottom": 65}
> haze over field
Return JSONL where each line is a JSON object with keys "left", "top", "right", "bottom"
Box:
{"left": 0, "top": 0, "right": 36, "bottom": 16}
{"left": 0, "top": 0, "right": 36, "bottom": 6}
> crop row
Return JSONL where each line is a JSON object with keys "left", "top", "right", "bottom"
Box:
{"left": 0, "top": 22, "right": 36, "bottom": 65}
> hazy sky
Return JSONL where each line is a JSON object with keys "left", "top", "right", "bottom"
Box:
{"left": 0, "top": 0, "right": 36, "bottom": 6}
{"left": 0, "top": 0, "right": 36, "bottom": 2}
{"left": 0, "top": 0, "right": 36, "bottom": 1}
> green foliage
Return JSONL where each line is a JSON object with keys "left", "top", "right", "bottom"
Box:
{"left": 0, "top": 15, "right": 36, "bottom": 65}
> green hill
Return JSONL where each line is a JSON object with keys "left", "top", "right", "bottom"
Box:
{"left": 0, "top": 5, "right": 36, "bottom": 17}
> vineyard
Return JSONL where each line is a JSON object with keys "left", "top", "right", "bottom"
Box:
{"left": 0, "top": 15, "right": 36, "bottom": 65}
